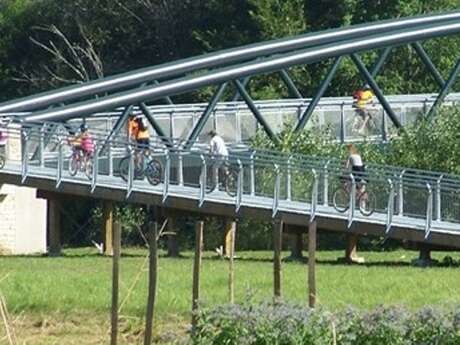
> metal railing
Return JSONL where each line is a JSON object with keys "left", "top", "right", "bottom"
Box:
{"left": 1, "top": 121, "right": 460, "bottom": 239}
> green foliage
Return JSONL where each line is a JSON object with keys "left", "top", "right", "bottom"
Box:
{"left": 194, "top": 302, "right": 460, "bottom": 345}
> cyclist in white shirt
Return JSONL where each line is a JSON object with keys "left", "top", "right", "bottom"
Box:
{"left": 208, "top": 130, "right": 228, "bottom": 190}
{"left": 345, "top": 143, "right": 366, "bottom": 192}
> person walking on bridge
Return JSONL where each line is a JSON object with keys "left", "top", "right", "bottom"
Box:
{"left": 208, "top": 130, "right": 229, "bottom": 191}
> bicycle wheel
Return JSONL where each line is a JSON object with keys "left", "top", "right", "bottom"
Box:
{"left": 333, "top": 188, "right": 350, "bottom": 213}
{"left": 0, "top": 155, "right": 5, "bottom": 170}
{"left": 118, "top": 156, "right": 129, "bottom": 182}
{"left": 358, "top": 191, "right": 375, "bottom": 216}
{"left": 69, "top": 155, "right": 79, "bottom": 176}
{"left": 145, "top": 159, "right": 162, "bottom": 186}
{"left": 225, "top": 167, "right": 238, "bottom": 197}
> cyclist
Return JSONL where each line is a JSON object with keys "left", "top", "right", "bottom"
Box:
{"left": 70, "top": 124, "right": 94, "bottom": 163}
{"left": 345, "top": 143, "right": 366, "bottom": 193}
{"left": 208, "top": 130, "right": 229, "bottom": 191}
{"left": 352, "top": 84, "right": 374, "bottom": 133}
{"left": 127, "top": 114, "right": 150, "bottom": 168}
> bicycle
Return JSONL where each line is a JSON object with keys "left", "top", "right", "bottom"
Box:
{"left": 332, "top": 176, "right": 375, "bottom": 216}
{"left": 206, "top": 160, "right": 239, "bottom": 197}
{"left": 68, "top": 147, "right": 93, "bottom": 179}
{"left": 118, "top": 148, "right": 162, "bottom": 186}
{"left": 351, "top": 106, "right": 379, "bottom": 135}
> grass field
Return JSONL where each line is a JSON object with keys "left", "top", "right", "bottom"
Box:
{"left": 1, "top": 248, "right": 460, "bottom": 344}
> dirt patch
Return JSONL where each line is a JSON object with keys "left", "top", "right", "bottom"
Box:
{"left": 0, "top": 312, "right": 189, "bottom": 344}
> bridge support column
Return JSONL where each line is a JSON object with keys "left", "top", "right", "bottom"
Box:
{"left": 102, "top": 201, "right": 114, "bottom": 256}
{"left": 288, "top": 226, "right": 304, "bottom": 260}
{"left": 47, "top": 198, "right": 61, "bottom": 256}
{"left": 166, "top": 216, "right": 180, "bottom": 257}
{"left": 412, "top": 244, "right": 437, "bottom": 267}
{"left": 344, "top": 233, "right": 365, "bottom": 264}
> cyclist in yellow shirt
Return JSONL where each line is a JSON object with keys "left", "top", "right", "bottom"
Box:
{"left": 352, "top": 85, "right": 374, "bottom": 134}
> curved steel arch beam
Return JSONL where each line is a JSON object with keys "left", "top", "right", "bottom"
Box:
{"left": 3, "top": 11, "right": 460, "bottom": 113}
{"left": 23, "top": 20, "right": 460, "bottom": 123}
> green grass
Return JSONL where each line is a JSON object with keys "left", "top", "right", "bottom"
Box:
{"left": 1, "top": 247, "right": 460, "bottom": 319}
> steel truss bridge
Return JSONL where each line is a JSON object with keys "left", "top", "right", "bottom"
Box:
{"left": 1, "top": 12, "right": 460, "bottom": 247}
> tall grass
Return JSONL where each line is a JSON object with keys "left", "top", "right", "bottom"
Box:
{"left": 0, "top": 248, "right": 459, "bottom": 319}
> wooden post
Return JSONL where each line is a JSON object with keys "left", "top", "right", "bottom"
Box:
{"left": 48, "top": 198, "right": 61, "bottom": 256}
{"left": 166, "top": 217, "right": 180, "bottom": 257}
{"left": 308, "top": 220, "right": 317, "bottom": 308}
{"left": 228, "top": 220, "right": 236, "bottom": 303}
{"left": 111, "top": 221, "right": 121, "bottom": 345}
{"left": 223, "top": 219, "right": 235, "bottom": 257}
{"left": 144, "top": 221, "right": 158, "bottom": 345}
{"left": 102, "top": 201, "right": 114, "bottom": 256}
{"left": 191, "top": 220, "right": 204, "bottom": 330}
{"left": 273, "top": 219, "right": 283, "bottom": 301}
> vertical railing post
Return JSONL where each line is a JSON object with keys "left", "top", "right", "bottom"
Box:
{"left": 39, "top": 125, "right": 45, "bottom": 168}
{"left": 56, "top": 139, "right": 63, "bottom": 188}
{"left": 398, "top": 170, "right": 405, "bottom": 216}
{"left": 310, "top": 169, "right": 318, "bottom": 221}
{"left": 382, "top": 108, "right": 388, "bottom": 142}
{"left": 348, "top": 174, "right": 356, "bottom": 228}
{"left": 108, "top": 138, "right": 113, "bottom": 177}
{"left": 236, "top": 159, "right": 243, "bottom": 213}
{"left": 21, "top": 128, "right": 29, "bottom": 183}
{"left": 163, "top": 150, "right": 170, "bottom": 203}
{"left": 425, "top": 183, "right": 433, "bottom": 239}
{"left": 340, "top": 103, "right": 345, "bottom": 143}
{"left": 322, "top": 161, "right": 330, "bottom": 206}
{"left": 91, "top": 142, "right": 99, "bottom": 193}
{"left": 199, "top": 155, "right": 206, "bottom": 207}
{"left": 286, "top": 156, "right": 292, "bottom": 201}
{"left": 177, "top": 150, "right": 184, "bottom": 187}
{"left": 272, "top": 164, "right": 280, "bottom": 218}
{"left": 127, "top": 148, "right": 134, "bottom": 198}
{"left": 250, "top": 151, "right": 256, "bottom": 196}
{"left": 436, "top": 175, "right": 443, "bottom": 222}
{"left": 386, "top": 179, "right": 394, "bottom": 234}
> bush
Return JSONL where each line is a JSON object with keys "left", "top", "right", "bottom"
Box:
{"left": 192, "top": 302, "right": 460, "bottom": 345}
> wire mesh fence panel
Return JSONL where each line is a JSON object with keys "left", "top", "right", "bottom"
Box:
{"left": 440, "top": 189, "right": 460, "bottom": 223}
{"left": 402, "top": 185, "right": 430, "bottom": 219}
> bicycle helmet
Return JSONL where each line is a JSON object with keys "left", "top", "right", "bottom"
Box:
{"left": 80, "top": 123, "right": 88, "bottom": 132}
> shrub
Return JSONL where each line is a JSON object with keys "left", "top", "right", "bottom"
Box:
{"left": 192, "top": 302, "right": 460, "bottom": 345}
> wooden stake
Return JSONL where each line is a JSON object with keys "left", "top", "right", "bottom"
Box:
{"left": 228, "top": 220, "right": 236, "bottom": 303}
{"left": 144, "top": 221, "right": 158, "bottom": 345}
{"left": 273, "top": 219, "right": 283, "bottom": 301}
{"left": 111, "top": 221, "right": 121, "bottom": 345}
{"left": 191, "top": 220, "right": 204, "bottom": 330}
{"left": 102, "top": 201, "right": 114, "bottom": 256}
{"left": 308, "top": 220, "right": 317, "bottom": 308}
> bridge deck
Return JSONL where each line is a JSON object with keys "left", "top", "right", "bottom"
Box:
{"left": 1, "top": 162, "right": 459, "bottom": 249}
